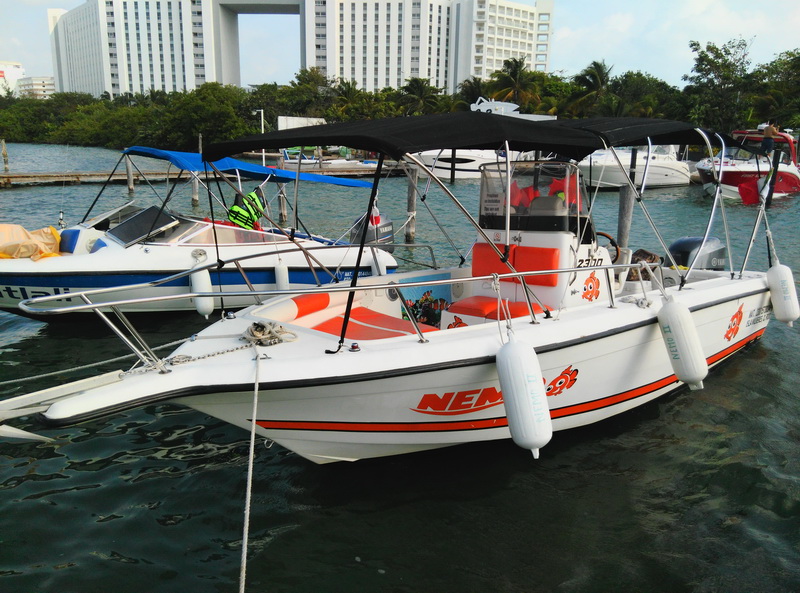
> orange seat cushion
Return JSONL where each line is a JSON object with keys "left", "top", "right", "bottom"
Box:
{"left": 449, "top": 296, "right": 543, "bottom": 320}
{"left": 484, "top": 300, "right": 543, "bottom": 319}
{"left": 513, "top": 246, "right": 560, "bottom": 287}
{"left": 472, "top": 242, "right": 560, "bottom": 287}
{"left": 472, "top": 242, "right": 516, "bottom": 279}
{"left": 314, "top": 307, "right": 438, "bottom": 340}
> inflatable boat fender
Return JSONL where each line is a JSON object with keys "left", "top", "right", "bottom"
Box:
{"left": 657, "top": 295, "right": 708, "bottom": 390}
{"left": 496, "top": 333, "right": 552, "bottom": 458}
{"left": 767, "top": 264, "right": 799, "bottom": 326}
{"left": 190, "top": 269, "right": 214, "bottom": 318}
{"left": 274, "top": 260, "right": 290, "bottom": 291}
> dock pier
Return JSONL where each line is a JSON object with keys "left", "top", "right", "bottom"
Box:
{"left": 0, "top": 170, "right": 184, "bottom": 189}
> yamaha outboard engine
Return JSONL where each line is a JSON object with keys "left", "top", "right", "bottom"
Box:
{"left": 668, "top": 236, "right": 727, "bottom": 270}
{"left": 350, "top": 211, "right": 394, "bottom": 253}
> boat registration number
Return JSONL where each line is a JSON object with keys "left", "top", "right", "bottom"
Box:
{"left": 576, "top": 257, "right": 604, "bottom": 268}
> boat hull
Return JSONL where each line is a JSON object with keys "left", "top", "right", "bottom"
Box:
{"left": 416, "top": 150, "right": 520, "bottom": 179}
{"left": 695, "top": 160, "right": 800, "bottom": 199}
{"left": 578, "top": 155, "right": 691, "bottom": 189}
{"left": 0, "top": 242, "right": 396, "bottom": 314}
{"left": 32, "top": 272, "right": 770, "bottom": 464}
{"left": 202, "top": 289, "right": 766, "bottom": 463}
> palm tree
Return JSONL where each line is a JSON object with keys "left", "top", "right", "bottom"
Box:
{"left": 457, "top": 76, "right": 490, "bottom": 106}
{"left": 487, "top": 57, "right": 541, "bottom": 110}
{"left": 435, "top": 94, "right": 468, "bottom": 113}
{"left": 329, "top": 79, "right": 366, "bottom": 120}
{"left": 570, "top": 60, "right": 615, "bottom": 116}
{"left": 398, "top": 78, "right": 442, "bottom": 115}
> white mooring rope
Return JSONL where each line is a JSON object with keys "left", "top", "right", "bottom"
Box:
{"left": 239, "top": 344, "right": 261, "bottom": 592}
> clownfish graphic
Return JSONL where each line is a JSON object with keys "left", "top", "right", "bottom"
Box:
{"left": 725, "top": 304, "right": 744, "bottom": 341}
{"left": 447, "top": 315, "right": 468, "bottom": 329}
{"left": 582, "top": 271, "right": 600, "bottom": 302}
{"left": 547, "top": 365, "right": 579, "bottom": 396}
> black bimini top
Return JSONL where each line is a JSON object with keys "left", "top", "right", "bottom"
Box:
{"left": 202, "top": 112, "right": 713, "bottom": 163}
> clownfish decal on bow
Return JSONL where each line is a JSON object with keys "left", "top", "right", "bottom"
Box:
{"left": 725, "top": 304, "right": 744, "bottom": 341}
{"left": 582, "top": 271, "right": 601, "bottom": 302}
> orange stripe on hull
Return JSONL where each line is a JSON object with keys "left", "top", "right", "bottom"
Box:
{"left": 256, "top": 417, "right": 508, "bottom": 432}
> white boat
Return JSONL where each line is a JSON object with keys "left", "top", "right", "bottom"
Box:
{"left": 416, "top": 148, "right": 520, "bottom": 179}
{"left": 280, "top": 148, "right": 321, "bottom": 168}
{"left": 414, "top": 98, "right": 555, "bottom": 179}
{"left": 0, "top": 147, "right": 396, "bottom": 315}
{"left": 1, "top": 113, "right": 797, "bottom": 466}
{"left": 694, "top": 128, "right": 800, "bottom": 200}
{"left": 578, "top": 145, "right": 691, "bottom": 189}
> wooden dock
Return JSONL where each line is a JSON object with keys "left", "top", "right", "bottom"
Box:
{"left": 0, "top": 163, "right": 405, "bottom": 188}
{"left": 0, "top": 170, "right": 181, "bottom": 189}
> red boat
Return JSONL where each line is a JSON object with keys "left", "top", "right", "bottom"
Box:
{"left": 695, "top": 128, "right": 800, "bottom": 200}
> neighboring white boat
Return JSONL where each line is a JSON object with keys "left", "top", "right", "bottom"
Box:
{"left": 0, "top": 147, "right": 396, "bottom": 316}
{"left": 695, "top": 128, "right": 800, "bottom": 200}
{"left": 1, "top": 113, "right": 797, "bottom": 467}
{"left": 414, "top": 98, "right": 554, "bottom": 179}
{"left": 280, "top": 147, "right": 381, "bottom": 175}
{"left": 416, "top": 148, "right": 519, "bottom": 179}
{"left": 578, "top": 145, "right": 691, "bottom": 189}
{"left": 280, "top": 148, "right": 321, "bottom": 168}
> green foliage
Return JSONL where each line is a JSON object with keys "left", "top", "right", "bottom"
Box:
{"left": 0, "top": 98, "right": 55, "bottom": 142}
{"left": 397, "top": 78, "right": 443, "bottom": 115}
{"left": 568, "top": 60, "right": 614, "bottom": 117}
{"left": 457, "top": 76, "right": 490, "bottom": 106}
{"left": 487, "top": 57, "right": 542, "bottom": 110}
{"left": 1, "top": 39, "right": 799, "bottom": 151}
{"left": 682, "top": 38, "right": 755, "bottom": 130}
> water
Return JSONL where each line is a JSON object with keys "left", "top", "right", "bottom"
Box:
{"left": 1, "top": 145, "right": 799, "bottom": 592}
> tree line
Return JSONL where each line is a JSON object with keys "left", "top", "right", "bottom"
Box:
{"left": 0, "top": 38, "right": 797, "bottom": 153}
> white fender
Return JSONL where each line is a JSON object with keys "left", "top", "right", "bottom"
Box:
{"left": 767, "top": 263, "right": 799, "bottom": 326}
{"left": 190, "top": 269, "right": 214, "bottom": 318}
{"left": 496, "top": 332, "right": 552, "bottom": 458}
{"left": 274, "top": 260, "right": 290, "bottom": 291}
{"left": 657, "top": 295, "right": 708, "bottom": 390}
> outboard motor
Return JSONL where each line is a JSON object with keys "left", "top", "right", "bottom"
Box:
{"left": 668, "top": 236, "right": 727, "bottom": 270}
{"left": 350, "top": 207, "right": 394, "bottom": 252}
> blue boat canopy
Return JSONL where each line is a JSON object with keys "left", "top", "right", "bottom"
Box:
{"left": 122, "top": 146, "right": 372, "bottom": 188}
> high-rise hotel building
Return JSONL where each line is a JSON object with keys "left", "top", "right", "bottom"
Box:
{"left": 49, "top": 0, "right": 553, "bottom": 97}
{"left": 49, "top": 0, "right": 216, "bottom": 97}
{"left": 310, "top": 0, "right": 553, "bottom": 92}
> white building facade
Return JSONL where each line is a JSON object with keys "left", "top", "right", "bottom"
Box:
{"left": 307, "top": 0, "right": 553, "bottom": 93}
{"left": 50, "top": 0, "right": 552, "bottom": 97}
{"left": 50, "top": 0, "right": 216, "bottom": 97}
{"left": 17, "top": 77, "right": 57, "bottom": 100}
{"left": 0, "top": 62, "right": 27, "bottom": 95}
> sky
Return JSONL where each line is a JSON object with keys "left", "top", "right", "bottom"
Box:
{"left": 2, "top": 0, "right": 800, "bottom": 90}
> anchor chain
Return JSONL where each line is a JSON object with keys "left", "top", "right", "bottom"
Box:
{"left": 125, "top": 322, "right": 299, "bottom": 372}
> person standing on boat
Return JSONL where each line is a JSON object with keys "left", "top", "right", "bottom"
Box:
{"left": 228, "top": 188, "right": 266, "bottom": 230}
{"left": 761, "top": 120, "right": 780, "bottom": 156}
